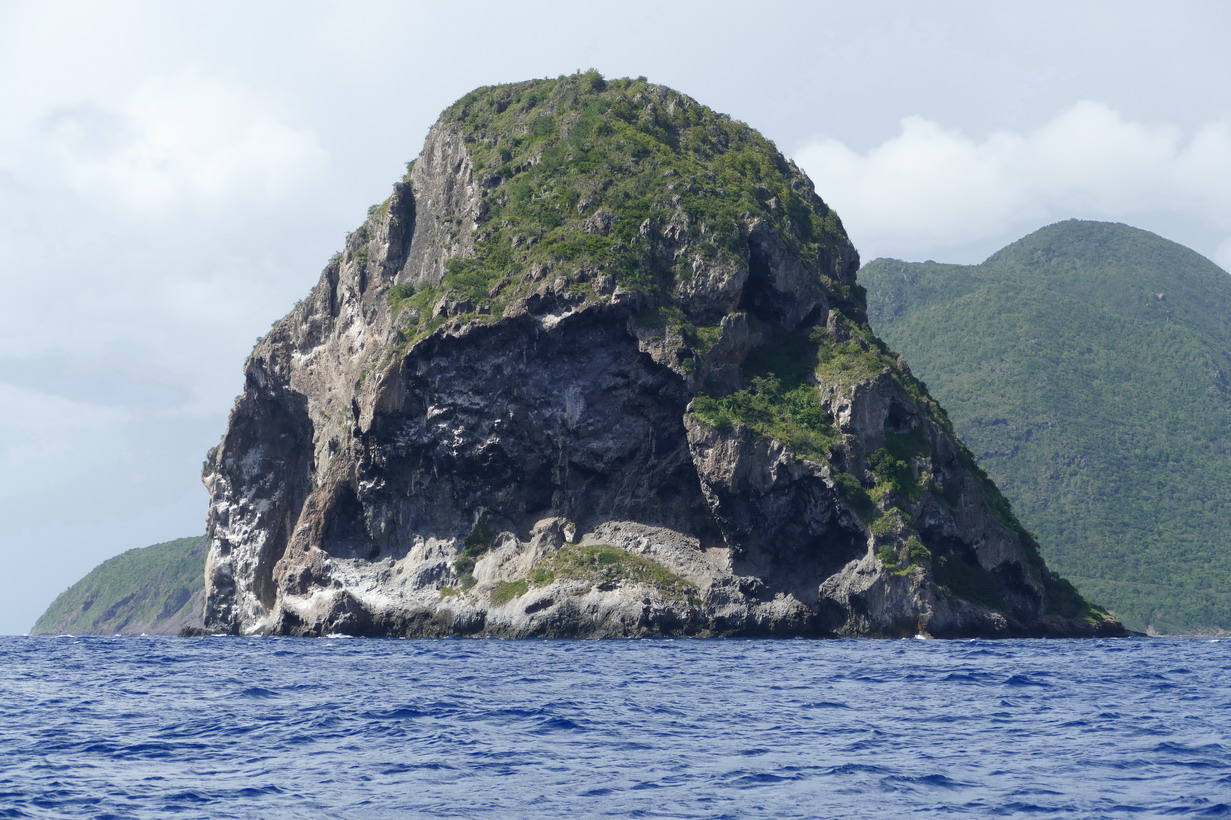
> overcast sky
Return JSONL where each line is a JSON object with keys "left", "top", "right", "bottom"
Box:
{"left": 1, "top": 0, "right": 1228, "bottom": 634}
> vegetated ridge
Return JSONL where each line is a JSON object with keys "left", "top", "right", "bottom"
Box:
{"left": 30, "top": 536, "right": 206, "bottom": 635}
{"left": 202, "top": 72, "right": 1121, "bottom": 638}
{"left": 861, "top": 220, "right": 1231, "bottom": 634}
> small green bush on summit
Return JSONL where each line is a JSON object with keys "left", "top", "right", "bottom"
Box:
{"left": 579, "top": 68, "right": 605, "bottom": 93}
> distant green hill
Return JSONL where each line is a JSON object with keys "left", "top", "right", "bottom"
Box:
{"left": 861, "top": 220, "right": 1231, "bottom": 634}
{"left": 31, "top": 536, "right": 207, "bottom": 635}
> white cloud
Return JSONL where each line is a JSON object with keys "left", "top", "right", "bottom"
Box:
{"left": 0, "top": 383, "right": 133, "bottom": 505}
{"left": 0, "top": 70, "right": 339, "bottom": 390}
{"left": 34, "top": 71, "right": 329, "bottom": 225}
{"left": 1215, "top": 237, "right": 1231, "bottom": 273}
{"left": 794, "top": 102, "right": 1231, "bottom": 269}
{"left": 0, "top": 69, "right": 345, "bottom": 632}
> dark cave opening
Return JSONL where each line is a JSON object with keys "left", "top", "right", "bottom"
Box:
{"left": 739, "top": 235, "right": 783, "bottom": 325}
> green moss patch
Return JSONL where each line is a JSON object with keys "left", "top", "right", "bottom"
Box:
{"left": 692, "top": 329, "right": 839, "bottom": 460}
{"left": 692, "top": 380, "right": 837, "bottom": 460}
{"left": 383, "top": 71, "right": 850, "bottom": 342}
{"left": 868, "top": 427, "right": 932, "bottom": 504}
{"left": 529, "top": 568, "right": 556, "bottom": 585}
{"left": 539, "top": 544, "right": 695, "bottom": 598}
{"left": 454, "top": 514, "right": 497, "bottom": 585}
{"left": 386, "top": 282, "right": 417, "bottom": 315}
{"left": 833, "top": 471, "right": 877, "bottom": 522}
{"left": 877, "top": 535, "right": 932, "bottom": 577}
{"left": 814, "top": 317, "right": 894, "bottom": 389}
{"left": 490, "top": 579, "right": 530, "bottom": 605}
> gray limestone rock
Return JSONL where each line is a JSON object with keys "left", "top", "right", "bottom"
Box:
{"left": 202, "top": 75, "right": 1122, "bottom": 639}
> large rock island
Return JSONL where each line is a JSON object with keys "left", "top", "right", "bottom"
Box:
{"left": 203, "top": 73, "right": 1122, "bottom": 638}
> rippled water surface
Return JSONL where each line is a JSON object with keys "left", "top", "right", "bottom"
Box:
{"left": 2, "top": 636, "right": 1229, "bottom": 817}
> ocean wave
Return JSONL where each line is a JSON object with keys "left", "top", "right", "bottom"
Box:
{"left": 2, "top": 636, "right": 1228, "bottom": 817}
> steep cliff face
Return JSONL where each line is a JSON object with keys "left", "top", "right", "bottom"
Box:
{"left": 203, "top": 73, "right": 1122, "bottom": 638}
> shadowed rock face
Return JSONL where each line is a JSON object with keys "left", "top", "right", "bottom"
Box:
{"left": 203, "top": 74, "right": 1123, "bottom": 638}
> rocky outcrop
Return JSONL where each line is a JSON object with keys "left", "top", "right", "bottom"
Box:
{"left": 203, "top": 73, "right": 1123, "bottom": 638}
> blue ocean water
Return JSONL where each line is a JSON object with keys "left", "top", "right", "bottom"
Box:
{"left": 1, "top": 636, "right": 1229, "bottom": 818}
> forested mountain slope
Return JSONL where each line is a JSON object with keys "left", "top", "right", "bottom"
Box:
{"left": 31, "top": 536, "right": 206, "bottom": 635}
{"left": 862, "top": 220, "right": 1231, "bottom": 633}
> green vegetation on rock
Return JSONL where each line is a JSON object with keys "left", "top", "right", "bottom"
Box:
{"left": 454, "top": 515, "right": 496, "bottom": 581}
{"left": 692, "top": 328, "right": 839, "bottom": 460}
{"left": 862, "top": 220, "right": 1231, "bottom": 633}
{"left": 539, "top": 544, "right": 696, "bottom": 599}
{"left": 389, "top": 70, "right": 851, "bottom": 339}
{"left": 31, "top": 536, "right": 206, "bottom": 635}
{"left": 877, "top": 535, "right": 931, "bottom": 577}
{"left": 934, "top": 554, "right": 1007, "bottom": 613}
{"left": 490, "top": 579, "right": 530, "bottom": 605}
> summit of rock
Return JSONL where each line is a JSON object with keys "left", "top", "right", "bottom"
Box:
{"left": 202, "top": 74, "right": 1121, "bottom": 638}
